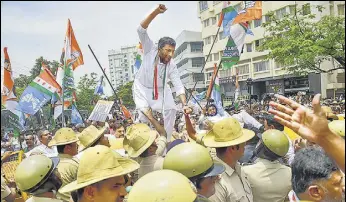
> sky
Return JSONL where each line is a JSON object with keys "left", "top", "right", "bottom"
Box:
{"left": 1, "top": 1, "right": 202, "bottom": 96}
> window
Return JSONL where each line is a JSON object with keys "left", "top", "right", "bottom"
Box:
{"left": 289, "top": 5, "right": 296, "bottom": 15}
{"left": 193, "top": 73, "right": 205, "bottom": 82}
{"left": 191, "top": 42, "right": 203, "bottom": 52}
{"left": 199, "top": 1, "right": 208, "bottom": 12}
{"left": 255, "top": 39, "right": 264, "bottom": 50}
{"left": 254, "top": 61, "right": 269, "bottom": 72}
{"left": 265, "top": 15, "right": 271, "bottom": 23}
{"left": 237, "top": 64, "right": 250, "bottom": 75}
{"left": 246, "top": 43, "right": 252, "bottom": 52}
{"left": 125, "top": 73, "right": 129, "bottom": 77}
{"left": 204, "top": 36, "right": 212, "bottom": 45}
{"left": 125, "top": 68, "right": 128, "bottom": 72}
{"left": 219, "top": 32, "right": 226, "bottom": 40}
{"left": 206, "top": 55, "right": 213, "bottom": 62}
{"left": 213, "top": 1, "right": 222, "bottom": 5}
{"left": 192, "top": 58, "right": 204, "bottom": 67}
{"left": 302, "top": 3, "right": 311, "bottom": 15}
{"left": 338, "top": 4, "right": 345, "bottom": 15}
{"left": 120, "top": 71, "right": 123, "bottom": 74}
{"left": 254, "top": 19, "right": 262, "bottom": 28}
{"left": 203, "top": 19, "right": 210, "bottom": 27}
{"left": 276, "top": 7, "right": 287, "bottom": 19}
{"left": 180, "top": 73, "right": 190, "bottom": 80}
{"left": 214, "top": 53, "right": 219, "bottom": 61}
{"left": 211, "top": 17, "right": 217, "bottom": 25}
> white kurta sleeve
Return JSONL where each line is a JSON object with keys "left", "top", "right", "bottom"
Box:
{"left": 137, "top": 25, "right": 155, "bottom": 54}
{"left": 168, "top": 64, "right": 185, "bottom": 96}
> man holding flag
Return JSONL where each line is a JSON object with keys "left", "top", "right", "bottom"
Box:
{"left": 133, "top": 4, "right": 191, "bottom": 141}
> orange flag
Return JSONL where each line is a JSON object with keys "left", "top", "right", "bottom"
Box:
{"left": 233, "top": 1, "right": 262, "bottom": 24}
{"left": 2, "top": 47, "right": 17, "bottom": 105}
{"left": 62, "top": 19, "right": 84, "bottom": 70}
{"left": 121, "top": 105, "right": 132, "bottom": 119}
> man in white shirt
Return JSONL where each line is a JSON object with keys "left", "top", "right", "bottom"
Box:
{"left": 26, "top": 129, "right": 58, "bottom": 157}
{"left": 133, "top": 4, "right": 191, "bottom": 142}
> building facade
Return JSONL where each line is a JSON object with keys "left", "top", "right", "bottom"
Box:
{"left": 197, "top": 1, "right": 345, "bottom": 101}
{"left": 173, "top": 30, "right": 206, "bottom": 93}
{"left": 108, "top": 45, "right": 137, "bottom": 90}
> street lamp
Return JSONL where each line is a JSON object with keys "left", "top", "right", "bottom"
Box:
{"left": 246, "top": 78, "right": 253, "bottom": 110}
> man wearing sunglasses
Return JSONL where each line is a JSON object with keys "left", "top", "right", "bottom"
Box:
{"left": 133, "top": 4, "right": 192, "bottom": 142}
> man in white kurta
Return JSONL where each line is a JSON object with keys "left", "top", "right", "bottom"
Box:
{"left": 133, "top": 4, "right": 190, "bottom": 141}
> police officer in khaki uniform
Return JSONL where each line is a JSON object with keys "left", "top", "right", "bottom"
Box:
{"left": 15, "top": 155, "right": 63, "bottom": 202}
{"left": 127, "top": 170, "right": 197, "bottom": 202}
{"left": 59, "top": 145, "right": 139, "bottom": 202}
{"left": 163, "top": 142, "right": 225, "bottom": 201}
{"left": 243, "top": 129, "right": 292, "bottom": 202}
{"left": 48, "top": 128, "right": 79, "bottom": 202}
{"left": 203, "top": 117, "right": 254, "bottom": 202}
{"left": 123, "top": 123, "right": 167, "bottom": 180}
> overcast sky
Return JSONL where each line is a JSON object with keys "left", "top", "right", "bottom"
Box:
{"left": 1, "top": 1, "right": 202, "bottom": 95}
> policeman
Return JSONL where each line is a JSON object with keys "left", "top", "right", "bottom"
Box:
{"left": 15, "top": 155, "right": 62, "bottom": 202}
{"left": 59, "top": 145, "right": 139, "bottom": 202}
{"left": 163, "top": 142, "right": 225, "bottom": 201}
{"left": 48, "top": 128, "right": 79, "bottom": 202}
{"left": 243, "top": 129, "right": 292, "bottom": 202}
{"left": 127, "top": 170, "right": 197, "bottom": 202}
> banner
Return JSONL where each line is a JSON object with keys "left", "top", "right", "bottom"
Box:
{"left": 88, "top": 100, "right": 114, "bottom": 122}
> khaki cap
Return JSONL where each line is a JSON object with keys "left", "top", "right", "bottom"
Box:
{"left": 321, "top": 106, "right": 338, "bottom": 120}
{"left": 59, "top": 145, "right": 139, "bottom": 193}
{"left": 78, "top": 125, "right": 106, "bottom": 152}
{"left": 123, "top": 123, "right": 158, "bottom": 158}
{"left": 204, "top": 117, "right": 255, "bottom": 148}
{"left": 48, "top": 128, "right": 78, "bottom": 147}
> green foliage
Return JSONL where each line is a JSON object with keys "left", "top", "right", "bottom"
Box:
{"left": 109, "top": 81, "right": 135, "bottom": 107}
{"left": 76, "top": 73, "right": 99, "bottom": 111}
{"left": 259, "top": 5, "right": 345, "bottom": 75}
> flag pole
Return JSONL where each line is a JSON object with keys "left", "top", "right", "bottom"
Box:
{"left": 187, "top": 11, "right": 224, "bottom": 103}
{"left": 206, "top": 61, "right": 222, "bottom": 107}
{"left": 88, "top": 45, "right": 120, "bottom": 109}
{"left": 183, "top": 86, "right": 203, "bottom": 110}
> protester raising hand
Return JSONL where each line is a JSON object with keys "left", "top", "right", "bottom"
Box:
{"left": 268, "top": 94, "right": 345, "bottom": 173}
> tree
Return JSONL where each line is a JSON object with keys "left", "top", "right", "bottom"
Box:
{"left": 76, "top": 73, "right": 99, "bottom": 111}
{"left": 259, "top": 4, "right": 345, "bottom": 75}
{"left": 117, "top": 81, "right": 135, "bottom": 107}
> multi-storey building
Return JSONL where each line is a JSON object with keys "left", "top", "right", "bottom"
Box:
{"left": 197, "top": 1, "right": 345, "bottom": 101}
{"left": 108, "top": 45, "right": 137, "bottom": 90}
{"left": 173, "top": 30, "right": 206, "bottom": 93}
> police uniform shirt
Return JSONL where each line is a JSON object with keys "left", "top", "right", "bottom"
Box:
{"left": 138, "top": 155, "right": 164, "bottom": 179}
{"left": 1, "top": 175, "right": 11, "bottom": 200}
{"left": 26, "top": 196, "right": 63, "bottom": 202}
{"left": 209, "top": 157, "right": 253, "bottom": 202}
{"left": 243, "top": 158, "right": 292, "bottom": 202}
{"left": 56, "top": 154, "right": 79, "bottom": 202}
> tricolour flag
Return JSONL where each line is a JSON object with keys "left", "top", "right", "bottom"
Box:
{"left": 222, "top": 2, "right": 239, "bottom": 37}
{"left": 17, "top": 65, "right": 61, "bottom": 115}
{"left": 2, "top": 47, "right": 17, "bottom": 110}
{"left": 60, "top": 19, "right": 83, "bottom": 106}
{"left": 207, "top": 63, "right": 226, "bottom": 116}
{"left": 222, "top": 22, "right": 249, "bottom": 69}
{"left": 233, "top": 1, "right": 262, "bottom": 25}
{"left": 134, "top": 42, "right": 143, "bottom": 75}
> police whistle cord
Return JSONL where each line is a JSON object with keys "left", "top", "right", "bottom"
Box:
{"left": 187, "top": 12, "right": 224, "bottom": 103}
{"left": 88, "top": 44, "right": 121, "bottom": 110}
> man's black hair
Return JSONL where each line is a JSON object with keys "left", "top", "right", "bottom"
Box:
{"left": 291, "top": 146, "right": 338, "bottom": 195}
{"left": 158, "top": 37, "right": 176, "bottom": 49}
{"left": 265, "top": 114, "right": 284, "bottom": 131}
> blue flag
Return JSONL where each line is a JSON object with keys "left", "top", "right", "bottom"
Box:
{"left": 17, "top": 86, "right": 51, "bottom": 115}
{"left": 94, "top": 75, "right": 104, "bottom": 95}
{"left": 71, "top": 104, "right": 83, "bottom": 124}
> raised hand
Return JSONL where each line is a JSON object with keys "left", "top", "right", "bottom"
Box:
{"left": 268, "top": 94, "right": 331, "bottom": 144}
{"left": 156, "top": 4, "right": 167, "bottom": 14}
